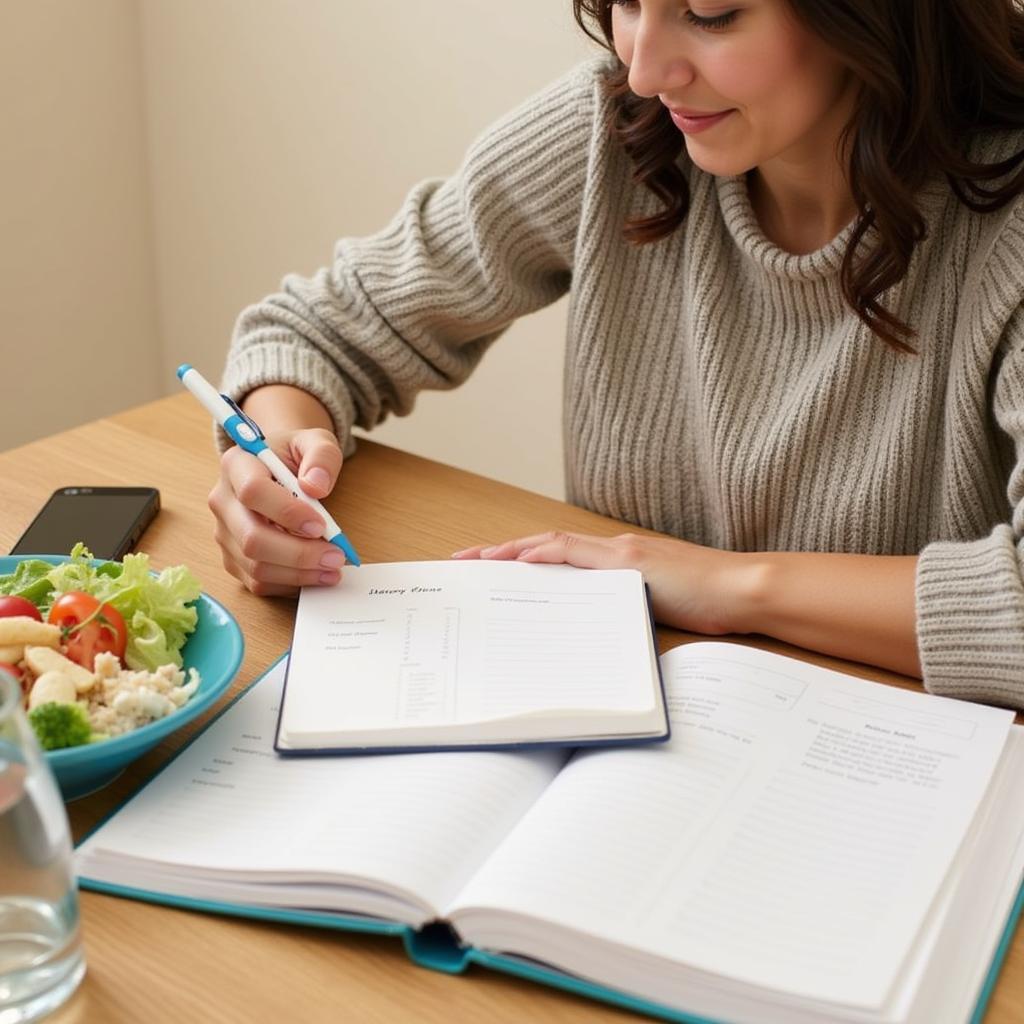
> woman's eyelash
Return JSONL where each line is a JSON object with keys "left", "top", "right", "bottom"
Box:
{"left": 684, "top": 9, "right": 738, "bottom": 30}
{"left": 608, "top": 2, "right": 739, "bottom": 31}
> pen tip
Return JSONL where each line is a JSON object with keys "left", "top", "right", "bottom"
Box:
{"left": 176, "top": 363, "right": 193, "bottom": 380}
{"left": 328, "top": 534, "right": 361, "bottom": 566}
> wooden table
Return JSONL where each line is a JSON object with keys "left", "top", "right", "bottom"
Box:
{"left": 2, "top": 393, "right": 1020, "bottom": 1023}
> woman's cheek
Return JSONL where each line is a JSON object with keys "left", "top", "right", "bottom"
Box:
{"left": 701, "top": 50, "right": 776, "bottom": 114}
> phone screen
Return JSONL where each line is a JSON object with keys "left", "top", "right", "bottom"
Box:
{"left": 11, "top": 488, "right": 160, "bottom": 560}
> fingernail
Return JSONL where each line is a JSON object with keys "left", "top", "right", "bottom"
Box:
{"left": 516, "top": 548, "right": 533, "bottom": 560}
{"left": 304, "top": 467, "right": 331, "bottom": 491}
{"left": 319, "top": 570, "right": 341, "bottom": 585}
{"left": 320, "top": 550, "right": 346, "bottom": 569}
{"left": 451, "top": 549, "right": 470, "bottom": 558}
{"left": 301, "top": 521, "right": 324, "bottom": 537}
{"left": 480, "top": 546, "right": 497, "bottom": 557}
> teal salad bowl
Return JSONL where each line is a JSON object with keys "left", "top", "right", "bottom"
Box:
{"left": 0, "top": 554, "right": 244, "bottom": 800}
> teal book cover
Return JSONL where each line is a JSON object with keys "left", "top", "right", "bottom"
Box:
{"left": 75, "top": 654, "right": 1024, "bottom": 1024}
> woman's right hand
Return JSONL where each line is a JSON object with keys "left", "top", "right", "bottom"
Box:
{"left": 208, "top": 425, "right": 347, "bottom": 597}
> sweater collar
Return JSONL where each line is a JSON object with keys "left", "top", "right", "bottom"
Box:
{"left": 714, "top": 172, "right": 857, "bottom": 281}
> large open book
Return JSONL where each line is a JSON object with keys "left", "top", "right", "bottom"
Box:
{"left": 76, "top": 643, "right": 1024, "bottom": 1024}
{"left": 277, "top": 560, "right": 668, "bottom": 752}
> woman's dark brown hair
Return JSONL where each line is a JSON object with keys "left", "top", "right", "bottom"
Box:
{"left": 573, "top": 0, "right": 1024, "bottom": 350}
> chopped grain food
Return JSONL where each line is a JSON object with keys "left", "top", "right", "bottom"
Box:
{"left": 84, "top": 652, "right": 201, "bottom": 737}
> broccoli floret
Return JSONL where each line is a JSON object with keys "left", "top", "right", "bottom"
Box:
{"left": 28, "top": 702, "right": 93, "bottom": 750}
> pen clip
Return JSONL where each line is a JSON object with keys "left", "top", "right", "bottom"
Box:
{"left": 221, "top": 395, "right": 265, "bottom": 441}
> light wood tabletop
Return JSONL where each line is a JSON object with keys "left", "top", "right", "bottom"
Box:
{"left": 2, "top": 393, "right": 1021, "bottom": 1023}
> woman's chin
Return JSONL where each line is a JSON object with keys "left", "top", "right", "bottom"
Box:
{"left": 683, "top": 138, "right": 754, "bottom": 179}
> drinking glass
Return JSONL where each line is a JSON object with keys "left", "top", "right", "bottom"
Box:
{"left": 0, "top": 671, "right": 84, "bottom": 1023}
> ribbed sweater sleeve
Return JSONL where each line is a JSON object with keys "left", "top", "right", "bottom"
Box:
{"left": 917, "top": 299, "right": 1024, "bottom": 706}
{"left": 219, "top": 61, "right": 604, "bottom": 453}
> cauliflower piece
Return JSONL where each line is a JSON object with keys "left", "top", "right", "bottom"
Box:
{"left": 86, "top": 653, "right": 200, "bottom": 737}
{"left": 112, "top": 687, "right": 174, "bottom": 718}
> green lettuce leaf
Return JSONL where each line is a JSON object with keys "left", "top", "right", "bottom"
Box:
{"left": 46, "top": 543, "right": 202, "bottom": 671}
{"left": 123, "top": 611, "right": 181, "bottom": 672}
{"left": 0, "top": 559, "right": 55, "bottom": 608}
{"left": 44, "top": 545, "right": 108, "bottom": 606}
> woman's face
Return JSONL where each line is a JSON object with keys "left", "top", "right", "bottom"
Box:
{"left": 610, "top": 0, "right": 856, "bottom": 179}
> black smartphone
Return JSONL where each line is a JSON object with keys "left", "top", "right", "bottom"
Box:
{"left": 10, "top": 487, "right": 161, "bottom": 560}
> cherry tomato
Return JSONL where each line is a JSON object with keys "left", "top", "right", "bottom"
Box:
{"left": 47, "top": 592, "right": 128, "bottom": 671}
{"left": 0, "top": 596, "right": 43, "bottom": 622}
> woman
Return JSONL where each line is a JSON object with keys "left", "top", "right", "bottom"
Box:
{"left": 210, "top": 0, "right": 1024, "bottom": 706}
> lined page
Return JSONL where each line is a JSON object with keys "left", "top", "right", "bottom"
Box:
{"left": 282, "top": 561, "right": 656, "bottom": 741}
{"left": 76, "top": 659, "right": 564, "bottom": 921}
{"left": 448, "top": 642, "right": 1014, "bottom": 1009}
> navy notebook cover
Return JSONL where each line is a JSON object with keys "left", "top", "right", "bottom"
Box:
{"left": 274, "top": 565, "right": 670, "bottom": 756}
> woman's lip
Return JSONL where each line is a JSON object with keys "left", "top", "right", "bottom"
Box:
{"left": 667, "top": 108, "right": 735, "bottom": 134}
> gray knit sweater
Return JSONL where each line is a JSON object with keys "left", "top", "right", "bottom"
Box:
{"left": 223, "top": 58, "right": 1024, "bottom": 708}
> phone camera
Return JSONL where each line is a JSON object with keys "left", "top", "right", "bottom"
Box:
{"left": 66, "top": 488, "right": 79, "bottom": 495}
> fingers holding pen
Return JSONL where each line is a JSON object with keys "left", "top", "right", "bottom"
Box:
{"left": 209, "top": 451, "right": 348, "bottom": 596}
{"left": 212, "top": 507, "right": 346, "bottom": 596}
{"left": 223, "top": 548, "right": 343, "bottom": 597}
{"left": 287, "top": 427, "right": 344, "bottom": 499}
{"left": 221, "top": 446, "right": 327, "bottom": 538}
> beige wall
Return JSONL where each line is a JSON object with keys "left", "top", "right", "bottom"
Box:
{"left": 140, "top": 0, "right": 593, "bottom": 497}
{"left": 3, "top": 1, "right": 595, "bottom": 498}
{"left": 0, "top": 0, "right": 161, "bottom": 451}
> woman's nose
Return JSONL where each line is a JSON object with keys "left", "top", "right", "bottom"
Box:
{"left": 627, "top": 20, "right": 697, "bottom": 98}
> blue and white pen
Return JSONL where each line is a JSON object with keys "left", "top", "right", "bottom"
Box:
{"left": 176, "top": 364, "right": 361, "bottom": 566}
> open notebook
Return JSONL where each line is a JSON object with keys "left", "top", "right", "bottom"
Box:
{"left": 75, "top": 643, "right": 1024, "bottom": 1024}
{"left": 277, "top": 560, "right": 668, "bottom": 753}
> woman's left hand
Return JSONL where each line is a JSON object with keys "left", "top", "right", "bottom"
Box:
{"left": 452, "top": 531, "right": 756, "bottom": 636}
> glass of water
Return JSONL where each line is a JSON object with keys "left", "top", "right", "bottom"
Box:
{"left": 0, "top": 670, "right": 85, "bottom": 1022}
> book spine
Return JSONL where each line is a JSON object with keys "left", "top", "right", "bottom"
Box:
{"left": 403, "top": 922, "right": 471, "bottom": 974}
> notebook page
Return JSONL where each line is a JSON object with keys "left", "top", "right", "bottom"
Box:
{"left": 448, "top": 642, "right": 1014, "bottom": 1009}
{"left": 283, "top": 561, "right": 655, "bottom": 737}
{"left": 76, "top": 659, "right": 564, "bottom": 922}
